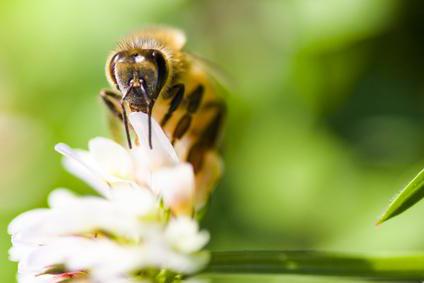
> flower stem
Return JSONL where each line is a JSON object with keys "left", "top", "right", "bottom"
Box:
{"left": 202, "top": 251, "right": 424, "bottom": 280}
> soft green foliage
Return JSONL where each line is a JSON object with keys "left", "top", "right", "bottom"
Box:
{"left": 1, "top": 0, "right": 424, "bottom": 281}
{"left": 378, "top": 168, "right": 424, "bottom": 224}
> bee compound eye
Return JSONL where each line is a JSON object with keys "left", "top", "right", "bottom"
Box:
{"left": 112, "top": 51, "right": 131, "bottom": 64}
{"left": 112, "top": 52, "right": 122, "bottom": 62}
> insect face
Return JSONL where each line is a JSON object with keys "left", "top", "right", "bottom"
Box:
{"left": 109, "top": 49, "right": 168, "bottom": 112}
{"left": 107, "top": 49, "right": 168, "bottom": 148}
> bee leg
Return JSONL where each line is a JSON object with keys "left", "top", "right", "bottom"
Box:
{"left": 171, "top": 85, "right": 204, "bottom": 144}
{"left": 187, "top": 101, "right": 226, "bottom": 173}
{"left": 100, "top": 89, "right": 122, "bottom": 117}
{"left": 99, "top": 89, "right": 125, "bottom": 144}
{"left": 160, "top": 83, "right": 185, "bottom": 127}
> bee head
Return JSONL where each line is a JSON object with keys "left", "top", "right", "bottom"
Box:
{"left": 107, "top": 49, "right": 168, "bottom": 111}
{"left": 106, "top": 49, "right": 168, "bottom": 150}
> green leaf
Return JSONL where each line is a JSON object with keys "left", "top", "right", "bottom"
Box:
{"left": 202, "top": 251, "right": 424, "bottom": 280}
{"left": 377, "top": 167, "right": 424, "bottom": 225}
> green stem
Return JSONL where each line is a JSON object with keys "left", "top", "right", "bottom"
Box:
{"left": 202, "top": 251, "right": 424, "bottom": 280}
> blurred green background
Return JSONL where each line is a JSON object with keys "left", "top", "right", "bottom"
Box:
{"left": 1, "top": 0, "right": 424, "bottom": 281}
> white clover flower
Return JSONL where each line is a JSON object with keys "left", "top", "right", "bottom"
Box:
{"left": 56, "top": 112, "right": 197, "bottom": 215}
{"left": 9, "top": 113, "right": 210, "bottom": 283}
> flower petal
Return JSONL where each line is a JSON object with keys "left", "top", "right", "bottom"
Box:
{"left": 108, "top": 187, "right": 160, "bottom": 218}
{"left": 129, "top": 112, "right": 178, "bottom": 167}
{"left": 17, "top": 273, "right": 58, "bottom": 283}
{"left": 8, "top": 209, "right": 49, "bottom": 236}
{"left": 152, "top": 163, "right": 195, "bottom": 215}
{"left": 14, "top": 191, "right": 144, "bottom": 242}
{"left": 165, "top": 217, "right": 209, "bottom": 254}
{"left": 47, "top": 188, "right": 79, "bottom": 208}
{"left": 55, "top": 143, "right": 111, "bottom": 197}
{"left": 140, "top": 237, "right": 209, "bottom": 273}
{"left": 88, "top": 137, "right": 133, "bottom": 180}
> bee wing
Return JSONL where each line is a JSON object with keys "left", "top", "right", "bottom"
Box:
{"left": 186, "top": 52, "right": 234, "bottom": 98}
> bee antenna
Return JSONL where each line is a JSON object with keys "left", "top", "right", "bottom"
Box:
{"left": 148, "top": 103, "right": 153, "bottom": 150}
{"left": 139, "top": 80, "right": 149, "bottom": 101}
{"left": 121, "top": 87, "right": 133, "bottom": 149}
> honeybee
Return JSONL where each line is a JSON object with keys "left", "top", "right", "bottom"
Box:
{"left": 100, "top": 27, "right": 226, "bottom": 207}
